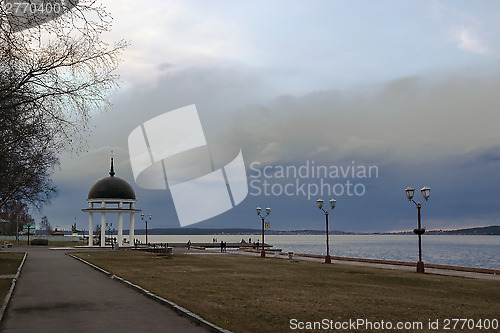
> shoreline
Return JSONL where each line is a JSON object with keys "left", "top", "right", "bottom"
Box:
{"left": 120, "top": 238, "right": 500, "bottom": 273}
{"left": 240, "top": 248, "right": 500, "bottom": 276}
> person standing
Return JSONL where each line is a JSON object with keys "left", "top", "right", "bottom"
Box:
{"left": 187, "top": 240, "right": 191, "bottom": 250}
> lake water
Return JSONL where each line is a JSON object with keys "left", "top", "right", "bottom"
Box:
{"left": 140, "top": 234, "right": 500, "bottom": 270}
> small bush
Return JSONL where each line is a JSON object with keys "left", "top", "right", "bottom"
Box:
{"left": 31, "top": 239, "right": 49, "bottom": 246}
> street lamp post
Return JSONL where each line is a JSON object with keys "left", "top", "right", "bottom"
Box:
{"left": 147, "top": 214, "right": 152, "bottom": 244}
{"left": 316, "top": 198, "right": 336, "bottom": 264}
{"left": 107, "top": 223, "right": 114, "bottom": 246}
{"left": 106, "top": 222, "right": 113, "bottom": 246}
{"left": 256, "top": 207, "right": 271, "bottom": 258}
{"left": 141, "top": 213, "right": 149, "bottom": 245}
{"left": 141, "top": 214, "right": 144, "bottom": 243}
{"left": 405, "top": 186, "right": 431, "bottom": 273}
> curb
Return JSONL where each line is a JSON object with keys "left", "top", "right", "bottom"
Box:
{"left": 68, "top": 253, "right": 232, "bottom": 333}
{"left": 0, "top": 252, "right": 28, "bottom": 324}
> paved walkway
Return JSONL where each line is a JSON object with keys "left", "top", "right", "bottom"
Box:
{"left": 1, "top": 247, "right": 210, "bottom": 333}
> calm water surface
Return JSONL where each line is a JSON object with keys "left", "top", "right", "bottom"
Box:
{"left": 142, "top": 234, "right": 500, "bottom": 270}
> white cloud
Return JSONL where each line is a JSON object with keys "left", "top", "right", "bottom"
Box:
{"left": 426, "top": 2, "right": 495, "bottom": 55}
{"left": 103, "top": 0, "right": 256, "bottom": 85}
{"left": 453, "top": 27, "right": 489, "bottom": 54}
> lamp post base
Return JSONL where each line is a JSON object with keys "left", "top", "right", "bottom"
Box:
{"left": 416, "top": 261, "right": 425, "bottom": 273}
{"left": 261, "top": 250, "right": 266, "bottom": 258}
{"left": 325, "top": 255, "right": 331, "bottom": 264}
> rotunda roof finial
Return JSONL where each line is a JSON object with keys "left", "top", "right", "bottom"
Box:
{"left": 109, "top": 151, "right": 115, "bottom": 177}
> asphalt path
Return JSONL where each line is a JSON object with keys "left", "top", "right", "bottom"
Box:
{"left": 1, "top": 247, "right": 210, "bottom": 333}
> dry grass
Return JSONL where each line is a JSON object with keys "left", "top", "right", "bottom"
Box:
{"left": 0, "top": 252, "right": 23, "bottom": 275}
{"left": 0, "top": 252, "right": 24, "bottom": 301}
{"left": 74, "top": 251, "right": 500, "bottom": 333}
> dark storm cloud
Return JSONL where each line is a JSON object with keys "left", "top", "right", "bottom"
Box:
{"left": 45, "top": 66, "right": 500, "bottom": 231}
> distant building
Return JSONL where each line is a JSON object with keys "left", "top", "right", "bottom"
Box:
{"left": 51, "top": 228, "right": 64, "bottom": 236}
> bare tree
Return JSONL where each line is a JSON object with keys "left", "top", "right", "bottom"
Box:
{"left": 40, "top": 215, "right": 52, "bottom": 235}
{"left": 0, "top": 1, "right": 127, "bottom": 210}
{"left": 0, "top": 200, "right": 33, "bottom": 236}
{"left": 0, "top": 107, "right": 58, "bottom": 209}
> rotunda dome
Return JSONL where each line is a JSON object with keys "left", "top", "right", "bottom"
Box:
{"left": 87, "top": 158, "right": 136, "bottom": 200}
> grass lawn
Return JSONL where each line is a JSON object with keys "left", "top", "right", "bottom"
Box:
{"left": 74, "top": 251, "right": 500, "bottom": 333}
{"left": 0, "top": 252, "right": 24, "bottom": 302}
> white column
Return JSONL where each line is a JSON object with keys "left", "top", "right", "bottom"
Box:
{"left": 118, "top": 212, "right": 123, "bottom": 246}
{"left": 88, "top": 212, "right": 93, "bottom": 247}
{"left": 129, "top": 213, "right": 135, "bottom": 246}
{"left": 100, "top": 213, "right": 106, "bottom": 247}
{"left": 117, "top": 202, "right": 123, "bottom": 246}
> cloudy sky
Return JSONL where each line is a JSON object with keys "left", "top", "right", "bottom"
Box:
{"left": 36, "top": 0, "right": 500, "bottom": 233}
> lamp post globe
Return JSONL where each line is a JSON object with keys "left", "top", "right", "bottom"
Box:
{"left": 421, "top": 187, "right": 431, "bottom": 201}
{"left": 405, "top": 187, "right": 415, "bottom": 201}
{"left": 329, "top": 199, "right": 336, "bottom": 209}
{"left": 316, "top": 199, "right": 324, "bottom": 209}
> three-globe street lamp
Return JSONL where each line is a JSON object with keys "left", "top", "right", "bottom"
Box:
{"left": 316, "top": 198, "right": 337, "bottom": 264}
{"left": 405, "top": 186, "right": 431, "bottom": 273}
{"left": 107, "top": 223, "right": 115, "bottom": 246}
{"left": 256, "top": 207, "right": 271, "bottom": 258}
